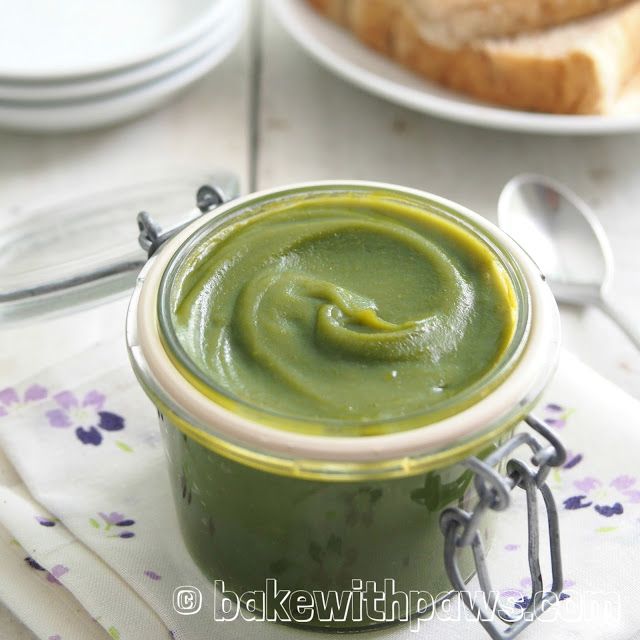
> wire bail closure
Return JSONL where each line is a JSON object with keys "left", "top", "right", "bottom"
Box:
{"left": 440, "top": 414, "right": 567, "bottom": 640}
{"left": 137, "top": 183, "right": 228, "bottom": 257}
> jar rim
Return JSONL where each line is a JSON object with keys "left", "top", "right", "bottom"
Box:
{"left": 156, "top": 185, "right": 531, "bottom": 435}
{"left": 126, "top": 181, "right": 560, "bottom": 479}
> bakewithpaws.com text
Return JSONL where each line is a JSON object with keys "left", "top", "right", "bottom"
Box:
{"left": 176, "top": 579, "right": 621, "bottom": 629}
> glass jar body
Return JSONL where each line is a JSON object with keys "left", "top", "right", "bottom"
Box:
{"left": 160, "top": 410, "right": 509, "bottom": 630}
{"left": 126, "top": 180, "right": 561, "bottom": 632}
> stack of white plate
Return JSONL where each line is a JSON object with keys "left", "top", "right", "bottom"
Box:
{"left": 0, "top": 0, "right": 246, "bottom": 132}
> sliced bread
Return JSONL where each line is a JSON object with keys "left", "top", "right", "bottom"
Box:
{"left": 307, "top": 0, "right": 640, "bottom": 114}
{"left": 309, "top": 0, "right": 640, "bottom": 114}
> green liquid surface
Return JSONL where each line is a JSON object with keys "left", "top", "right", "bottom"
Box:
{"left": 167, "top": 193, "right": 517, "bottom": 433}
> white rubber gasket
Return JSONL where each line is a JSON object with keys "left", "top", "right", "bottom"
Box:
{"left": 132, "top": 181, "right": 560, "bottom": 464}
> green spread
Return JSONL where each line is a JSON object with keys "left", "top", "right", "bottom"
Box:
{"left": 166, "top": 192, "right": 517, "bottom": 433}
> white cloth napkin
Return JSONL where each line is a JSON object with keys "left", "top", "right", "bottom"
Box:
{"left": 0, "top": 449, "right": 108, "bottom": 640}
{"left": 0, "top": 321, "right": 639, "bottom": 640}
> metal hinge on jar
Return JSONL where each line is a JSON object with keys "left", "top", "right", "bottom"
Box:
{"left": 137, "top": 183, "right": 228, "bottom": 257}
{"left": 441, "top": 415, "right": 567, "bottom": 640}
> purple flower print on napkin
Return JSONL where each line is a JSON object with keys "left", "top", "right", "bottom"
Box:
{"left": 46, "top": 564, "right": 69, "bottom": 585}
{"left": 564, "top": 495, "right": 593, "bottom": 510}
{"left": 24, "top": 557, "right": 69, "bottom": 585}
{"left": 75, "top": 427, "right": 103, "bottom": 445}
{"left": 89, "top": 512, "right": 136, "bottom": 538}
{"left": 564, "top": 474, "right": 640, "bottom": 519}
{"left": 562, "top": 449, "right": 583, "bottom": 470}
{"left": 100, "top": 511, "right": 126, "bottom": 525}
{"left": 610, "top": 474, "right": 640, "bottom": 498}
{"left": 45, "top": 390, "right": 125, "bottom": 446}
{"left": 0, "top": 385, "right": 47, "bottom": 417}
{"left": 543, "top": 402, "right": 575, "bottom": 430}
{"left": 46, "top": 390, "right": 104, "bottom": 428}
{"left": 24, "top": 556, "right": 45, "bottom": 571}
{"left": 35, "top": 515, "right": 57, "bottom": 527}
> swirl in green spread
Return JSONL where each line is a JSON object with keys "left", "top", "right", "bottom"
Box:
{"left": 167, "top": 193, "right": 518, "bottom": 433}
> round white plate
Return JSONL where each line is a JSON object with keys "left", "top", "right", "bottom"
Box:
{"left": 0, "top": 2, "right": 246, "bottom": 132}
{"left": 0, "top": 0, "right": 228, "bottom": 81}
{"left": 272, "top": 0, "right": 640, "bottom": 135}
{"left": 0, "top": 0, "right": 237, "bottom": 103}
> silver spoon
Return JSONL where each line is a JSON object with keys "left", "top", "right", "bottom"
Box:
{"left": 498, "top": 173, "right": 640, "bottom": 351}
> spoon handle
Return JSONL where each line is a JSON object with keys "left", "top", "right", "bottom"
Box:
{"left": 597, "top": 297, "right": 640, "bottom": 352}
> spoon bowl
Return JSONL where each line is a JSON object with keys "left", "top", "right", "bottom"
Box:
{"left": 498, "top": 173, "right": 639, "bottom": 350}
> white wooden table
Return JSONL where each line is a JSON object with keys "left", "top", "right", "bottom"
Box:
{"left": 1, "top": 3, "right": 639, "bottom": 637}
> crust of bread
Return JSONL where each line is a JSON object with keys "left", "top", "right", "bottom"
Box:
{"left": 392, "top": 10, "right": 603, "bottom": 114}
{"left": 306, "top": 0, "right": 350, "bottom": 24}
{"left": 346, "top": 0, "right": 402, "bottom": 52}
{"left": 308, "top": 0, "right": 640, "bottom": 114}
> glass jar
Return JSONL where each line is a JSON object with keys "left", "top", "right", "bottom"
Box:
{"left": 126, "top": 181, "right": 565, "bottom": 636}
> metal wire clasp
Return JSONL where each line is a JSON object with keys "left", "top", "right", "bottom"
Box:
{"left": 440, "top": 415, "right": 567, "bottom": 640}
{"left": 137, "top": 183, "right": 228, "bottom": 257}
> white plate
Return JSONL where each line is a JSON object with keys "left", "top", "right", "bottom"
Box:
{"left": 0, "top": 0, "right": 237, "bottom": 103}
{"left": 0, "top": 0, "right": 228, "bottom": 81}
{"left": 0, "top": 2, "right": 246, "bottom": 132}
{"left": 272, "top": 0, "right": 640, "bottom": 135}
